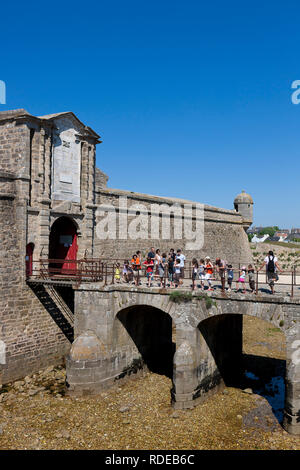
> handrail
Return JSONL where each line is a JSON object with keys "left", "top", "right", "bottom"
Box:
{"left": 26, "top": 258, "right": 299, "bottom": 296}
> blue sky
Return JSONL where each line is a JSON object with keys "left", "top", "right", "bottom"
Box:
{"left": 1, "top": 1, "right": 300, "bottom": 228}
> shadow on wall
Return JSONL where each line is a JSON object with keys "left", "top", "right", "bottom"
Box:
{"left": 29, "top": 284, "right": 74, "bottom": 343}
{"left": 116, "top": 305, "right": 175, "bottom": 379}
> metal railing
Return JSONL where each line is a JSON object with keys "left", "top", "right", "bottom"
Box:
{"left": 29, "top": 258, "right": 105, "bottom": 283}
{"left": 26, "top": 258, "right": 299, "bottom": 297}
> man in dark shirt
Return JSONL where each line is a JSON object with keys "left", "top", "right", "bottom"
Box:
{"left": 169, "top": 248, "right": 176, "bottom": 262}
{"left": 147, "top": 247, "right": 155, "bottom": 260}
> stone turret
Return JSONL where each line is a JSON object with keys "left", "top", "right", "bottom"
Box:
{"left": 234, "top": 190, "right": 253, "bottom": 230}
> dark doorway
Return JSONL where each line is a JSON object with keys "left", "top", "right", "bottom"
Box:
{"left": 49, "top": 217, "right": 78, "bottom": 274}
{"left": 116, "top": 305, "right": 175, "bottom": 378}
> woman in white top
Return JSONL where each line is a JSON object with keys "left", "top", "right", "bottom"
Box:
{"left": 154, "top": 249, "right": 162, "bottom": 279}
{"left": 236, "top": 266, "right": 247, "bottom": 294}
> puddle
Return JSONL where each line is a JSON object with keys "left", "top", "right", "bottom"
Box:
{"left": 244, "top": 371, "right": 285, "bottom": 422}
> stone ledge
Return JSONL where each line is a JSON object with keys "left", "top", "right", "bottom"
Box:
{"left": 74, "top": 283, "right": 300, "bottom": 305}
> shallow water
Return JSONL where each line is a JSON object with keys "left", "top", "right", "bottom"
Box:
{"left": 244, "top": 370, "right": 285, "bottom": 422}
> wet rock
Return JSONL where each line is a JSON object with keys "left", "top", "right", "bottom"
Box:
{"left": 242, "top": 402, "right": 279, "bottom": 432}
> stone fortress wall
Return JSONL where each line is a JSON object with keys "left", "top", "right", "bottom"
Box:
{"left": 0, "top": 108, "right": 253, "bottom": 384}
{"left": 94, "top": 187, "right": 252, "bottom": 265}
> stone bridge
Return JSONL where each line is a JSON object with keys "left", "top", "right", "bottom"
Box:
{"left": 66, "top": 285, "right": 300, "bottom": 435}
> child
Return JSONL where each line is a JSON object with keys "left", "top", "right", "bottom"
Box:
{"left": 122, "top": 260, "right": 130, "bottom": 283}
{"left": 198, "top": 258, "right": 205, "bottom": 291}
{"left": 192, "top": 258, "right": 199, "bottom": 290}
{"left": 131, "top": 254, "right": 140, "bottom": 286}
{"left": 248, "top": 264, "right": 255, "bottom": 293}
{"left": 204, "top": 256, "right": 214, "bottom": 291}
{"left": 174, "top": 259, "right": 181, "bottom": 288}
{"left": 115, "top": 263, "right": 121, "bottom": 283}
{"left": 236, "top": 266, "right": 247, "bottom": 293}
{"left": 227, "top": 264, "right": 234, "bottom": 292}
{"left": 143, "top": 257, "right": 154, "bottom": 287}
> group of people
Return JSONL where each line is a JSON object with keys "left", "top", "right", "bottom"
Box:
{"left": 114, "top": 248, "right": 282, "bottom": 294}
{"left": 114, "top": 248, "right": 187, "bottom": 288}
{"left": 190, "top": 257, "right": 256, "bottom": 293}
{"left": 191, "top": 251, "right": 281, "bottom": 294}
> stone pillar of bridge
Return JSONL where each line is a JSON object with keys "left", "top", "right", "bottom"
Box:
{"left": 173, "top": 314, "right": 243, "bottom": 409}
{"left": 66, "top": 330, "right": 108, "bottom": 396}
{"left": 172, "top": 340, "right": 197, "bottom": 409}
{"left": 283, "top": 326, "right": 300, "bottom": 435}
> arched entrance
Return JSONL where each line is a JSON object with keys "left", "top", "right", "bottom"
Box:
{"left": 49, "top": 216, "right": 78, "bottom": 274}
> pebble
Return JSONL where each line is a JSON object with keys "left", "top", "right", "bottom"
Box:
{"left": 242, "top": 388, "right": 253, "bottom": 394}
{"left": 119, "top": 406, "right": 130, "bottom": 413}
{"left": 61, "top": 430, "right": 71, "bottom": 440}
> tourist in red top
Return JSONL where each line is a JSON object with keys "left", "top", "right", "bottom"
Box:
{"left": 143, "top": 257, "right": 154, "bottom": 287}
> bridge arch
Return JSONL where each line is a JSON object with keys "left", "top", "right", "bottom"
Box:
{"left": 113, "top": 304, "right": 175, "bottom": 378}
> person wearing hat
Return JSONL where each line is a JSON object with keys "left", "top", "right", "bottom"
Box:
{"left": 204, "top": 256, "right": 214, "bottom": 291}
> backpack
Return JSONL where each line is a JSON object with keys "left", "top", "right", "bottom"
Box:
{"left": 267, "top": 256, "right": 275, "bottom": 273}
